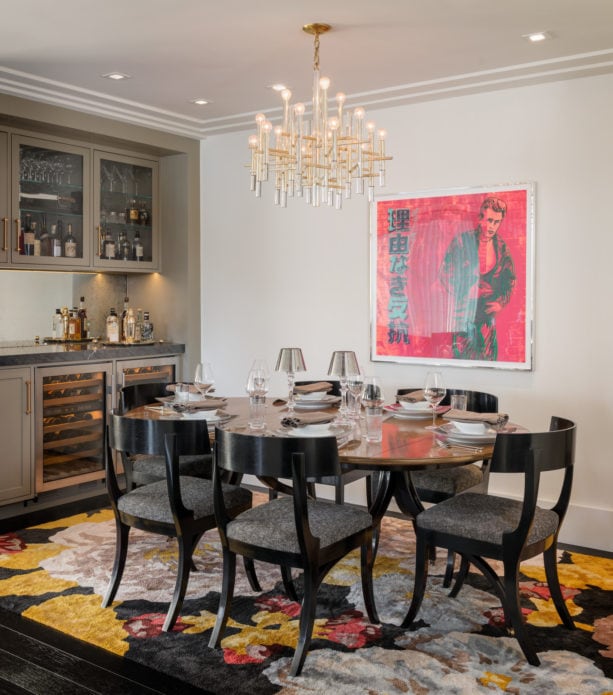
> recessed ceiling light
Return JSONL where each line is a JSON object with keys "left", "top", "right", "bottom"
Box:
{"left": 270, "top": 83, "right": 288, "bottom": 92}
{"left": 102, "top": 72, "right": 131, "bottom": 80}
{"left": 189, "top": 98, "right": 210, "bottom": 105}
{"left": 523, "top": 31, "right": 551, "bottom": 43}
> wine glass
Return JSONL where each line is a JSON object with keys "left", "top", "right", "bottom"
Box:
{"left": 346, "top": 372, "right": 364, "bottom": 421}
{"left": 424, "top": 370, "right": 446, "bottom": 428}
{"left": 194, "top": 362, "right": 215, "bottom": 397}
{"left": 245, "top": 359, "right": 270, "bottom": 430}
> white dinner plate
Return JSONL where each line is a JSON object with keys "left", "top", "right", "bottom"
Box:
{"left": 286, "top": 424, "right": 340, "bottom": 437}
{"left": 294, "top": 391, "right": 329, "bottom": 401}
{"left": 294, "top": 395, "right": 340, "bottom": 410}
{"left": 442, "top": 423, "right": 497, "bottom": 444}
{"left": 383, "top": 404, "right": 434, "bottom": 420}
{"left": 398, "top": 400, "right": 430, "bottom": 412}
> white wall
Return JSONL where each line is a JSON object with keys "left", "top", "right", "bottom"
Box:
{"left": 202, "top": 73, "right": 613, "bottom": 551}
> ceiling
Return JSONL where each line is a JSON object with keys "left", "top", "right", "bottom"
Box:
{"left": 1, "top": 0, "right": 613, "bottom": 139}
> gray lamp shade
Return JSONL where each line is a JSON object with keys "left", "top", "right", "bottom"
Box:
{"left": 327, "top": 350, "right": 359, "bottom": 378}
{"left": 275, "top": 347, "right": 307, "bottom": 373}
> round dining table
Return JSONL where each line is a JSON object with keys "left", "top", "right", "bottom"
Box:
{"left": 124, "top": 395, "right": 495, "bottom": 520}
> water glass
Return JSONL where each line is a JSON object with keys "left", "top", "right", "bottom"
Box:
{"left": 365, "top": 406, "right": 383, "bottom": 443}
{"left": 450, "top": 393, "right": 467, "bottom": 410}
{"left": 174, "top": 382, "right": 190, "bottom": 403}
{"left": 245, "top": 359, "right": 270, "bottom": 430}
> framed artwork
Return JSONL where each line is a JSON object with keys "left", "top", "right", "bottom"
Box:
{"left": 370, "top": 183, "right": 534, "bottom": 370}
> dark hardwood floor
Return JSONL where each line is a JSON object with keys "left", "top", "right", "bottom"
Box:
{"left": 0, "top": 496, "right": 212, "bottom": 695}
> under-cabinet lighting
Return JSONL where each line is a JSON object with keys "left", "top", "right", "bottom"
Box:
{"left": 102, "top": 72, "right": 131, "bottom": 80}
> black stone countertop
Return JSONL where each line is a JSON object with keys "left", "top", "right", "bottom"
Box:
{"left": 0, "top": 341, "right": 185, "bottom": 367}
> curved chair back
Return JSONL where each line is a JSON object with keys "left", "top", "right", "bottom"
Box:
{"left": 396, "top": 387, "right": 498, "bottom": 412}
{"left": 119, "top": 382, "right": 169, "bottom": 413}
{"left": 214, "top": 427, "right": 339, "bottom": 481}
{"left": 109, "top": 410, "right": 211, "bottom": 458}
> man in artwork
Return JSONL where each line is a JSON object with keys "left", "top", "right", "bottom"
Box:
{"left": 439, "top": 197, "right": 515, "bottom": 360}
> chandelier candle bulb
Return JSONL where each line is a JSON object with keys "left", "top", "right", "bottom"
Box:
{"left": 248, "top": 22, "right": 391, "bottom": 208}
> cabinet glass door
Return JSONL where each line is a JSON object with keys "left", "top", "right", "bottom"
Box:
{"left": 12, "top": 135, "right": 90, "bottom": 267}
{"left": 0, "top": 131, "right": 8, "bottom": 264}
{"left": 94, "top": 151, "right": 158, "bottom": 270}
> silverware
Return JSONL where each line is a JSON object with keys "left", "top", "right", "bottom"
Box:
{"left": 436, "top": 438, "right": 483, "bottom": 453}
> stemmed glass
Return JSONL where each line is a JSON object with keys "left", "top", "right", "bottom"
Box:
{"left": 194, "top": 362, "right": 215, "bottom": 398}
{"left": 424, "top": 370, "right": 446, "bottom": 428}
{"left": 245, "top": 359, "right": 270, "bottom": 430}
{"left": 346, "top": 371, "right": 364, "bottom": 421}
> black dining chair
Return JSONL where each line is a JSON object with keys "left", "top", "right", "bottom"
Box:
{"left": 119, "top": 382, "right": 213, "bottom": 487}
{"left": 294, "top": 379, "right": 372, "bottom": 506}
{"left": 396, "top": 387, "right": 499, "bottom": 586}
{"left": 402, "top": 416, "right": 576, "bottom": 667}
{"left": 208, "top": 427, "right": 382, "bottom": 677}
{"left": 102, "top": 411, "right": 252, "bottom": 631}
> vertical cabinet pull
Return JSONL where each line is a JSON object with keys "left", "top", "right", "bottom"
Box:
{"left": 14, "top": 218, "right": 20, "bottom": 252}
{"left": 97, "top": 225, "right": 103, "bottom": 257}
{"left": 25, "top": 379, "right": 32, "bottom": 415}
{"left": 2, "top": 217, "right": 7, "bottom": 251}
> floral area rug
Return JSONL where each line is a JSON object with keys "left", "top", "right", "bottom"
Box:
{"left": 0, "top": 502, "right": 612, "bottom": 695}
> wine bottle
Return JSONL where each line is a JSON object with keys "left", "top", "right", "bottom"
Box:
{"left": 32, "top": 221, "right": 41, "bottom": 256}
{"left": 51, "top": 222, "right": 63, "bottom": 257}
{"left": 133, "top": 229, "right": 144, "bottom": 261}
{"left": 106, "top": 308, "right": 120, "bottom": 343}
{"left": 23, "top": 215, "right": 34, "bottom": 256}
{"left": 64, "top": 223, "right": 77, "bottom": 258}
{"left": 120, "top": 296, "right": 130, "bottom": 341}
{"left": 78, "top": 296, "right": 88, "bottom": 339}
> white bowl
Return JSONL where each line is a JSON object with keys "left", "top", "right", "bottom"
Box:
{"left": 295, "top": 391, "right": 328, "bottom": 401}
{"left": 451, "top": 420, "right": 488, "bottom": 435}
{"left": 399, "top": 400, "right": 430, "bottom": 411}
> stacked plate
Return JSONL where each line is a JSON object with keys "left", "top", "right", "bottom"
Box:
{"left": 383, "top": 401, "right": 434, "bottom": 420}
{"left": 440, "top": 421, "right": 497, "bottom": 445}
{"left": 293, "top": 393, "right": 341, "bottom": 410}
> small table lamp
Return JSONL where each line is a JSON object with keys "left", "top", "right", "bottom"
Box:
{"left": 328, "top": 350, "right": 360, "bottom": 422}
{"left": 275, "top": 347, "right": 307, "bottom": 415}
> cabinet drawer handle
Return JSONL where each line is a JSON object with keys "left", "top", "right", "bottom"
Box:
{"left": 2, "top": 217, "right": 7, "bottom": 251}
{"left": 25, "top": 379, "right": 32, "bottom": 415}
{"left": 14, "top": 218, "right": 20, "bottom": 252}
{"left": 97, "top": 225, "right": 102, "bottom": 257}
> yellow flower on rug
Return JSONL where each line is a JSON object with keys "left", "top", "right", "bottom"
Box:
{"left": 0, "top": 568, "right": 77, "bottom": 596}
{"left": 23, "top": 593, "right": 129, "bottom": 656}
{"left": 522, "top": 553, "right": 613, "bottom": 592}
{"left": 32, "top": 509, "right": 114, "bottom": 530}
{"left": 0, "top": 543, "right": 69, "bottom": 571}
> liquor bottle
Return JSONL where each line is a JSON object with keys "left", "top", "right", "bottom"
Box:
{"left": 51, "top": 309, "right": 62, "bottom": 339}
{"left": 103, "top": 228, "right": 116, "bottom": 260}
{"left": 132, "top": 229, "right": 144, "bottom": 261}
{"left": 23, "top": 215, "right": 34, "bottom": 256}
{"left": 32, "top": 222, "right": 41, "bottom": 257}
{"left": 135, "top": 308, "right": 144, "bottom": 342}
{"left": 67, "top": 309, "right": 82, "bottom": 341}
{"left": 119, "top": 229, "right": 131, "bottom": 260}
{"left": 127, "top": 199, "right": 139, "bottom": 224}
{"left": 120, "top": 296, "right": 130, "bottom": 341}
{"left": 106, "top": 308, "right": 120, "bottom": 343}
{"left": 64, "top": 223, "right": 77, "bottom": 258}
{"left": 60, "top": 306, "right": 70, "bottom": 340}
{"left": 124, "top": 307, "right": 136, "bottom": 343}
{"left": 51, "top": 223, "right": 62, "bottom": 257}
{"left": 139, "top": 203, "right": 149, "bottom": 226}
{"left": 141, "top": 311, "right": 154, "bottom": 341}
{"left": 78, "top": 296, "right": 88, "bottom": 339}
{"left": 40, "top": 220, "right": 51, "bottom": 256}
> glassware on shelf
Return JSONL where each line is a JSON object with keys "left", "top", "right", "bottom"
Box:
{"left": 275, "top": 348, "right": 306, "bottom": 416}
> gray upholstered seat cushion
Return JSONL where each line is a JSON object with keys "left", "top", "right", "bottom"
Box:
{"left": 411, "top": 464, "right": 482, "bottom": 495}
{"left": 131, "top": 454, "right": 213, "bottom": 479}
{"left": 118, "top": 476, "right": 251, "bottom": 524}
{"left": 416, "top": 492, "right": 559, "bottom": 545}
{"left": 226, "top": 497, "right": 372, "bottom": 554}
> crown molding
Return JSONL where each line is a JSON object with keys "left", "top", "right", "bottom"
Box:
{"left": 1, "top": 50, "right": 612, "bottom": 139}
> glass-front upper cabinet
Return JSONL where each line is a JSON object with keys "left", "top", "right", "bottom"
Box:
{"left": 11, "top": 135, "right": 90, "bottom": 267}
{"left": 0, "top": 130, "right": 9, "bottom": 264}
{"left": 93, "top": 151, "right": 159, "bottom": 271}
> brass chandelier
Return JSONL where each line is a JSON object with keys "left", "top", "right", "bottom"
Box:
{"left": 248, "top": 23, "right": 391, "bottom": 209}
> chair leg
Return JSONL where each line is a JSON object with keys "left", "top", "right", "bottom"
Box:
{"left": 360, "top": 535, "right": 379, "bottom": 624}
{"left": 102, "top": 521, "right": 130, "bottom": 607}
{"left": 401, "top": 534, "right": 430, "bottom": 628}
{"left": 544, "top": 543, "right": 575, "bottom": 629}
{"left": 209, "top": 549, "right": 237, "bottom": 648}
{"left": 162, "top": 535, "right": 193, "bottom": 632}
{"left": 448, "top": 555, "right": 470, "bottom": 598}
{"left": 502, "top": 559, "right": 540, "bottom": 666}
{"left": 290, "top": 568, "right": 318, "bottom": 677}
{"left": 281, "top": 565, "right": 299, "bottom": 602}
{"left": 243, "top": 557, "right": 262, "bottom": 592}
{"left": 442, "top": 550, "right": 456, "bottom": 588}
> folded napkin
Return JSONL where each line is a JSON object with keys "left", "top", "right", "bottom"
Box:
{"left": 443, "top": 409, "right": 509, "bottom": 426}
{"left": 398, "top": 389, "right": 425, "bottom": 403}
{"left": 167, "top": 397, "right": 226, "bottom": 410}
{"left": 294, "top": 381, "right": 333, "bottom": 394}
{"left": 280, "top": 411, "right": 336, "bottom": 428}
